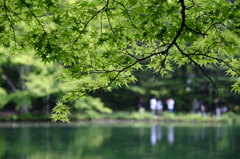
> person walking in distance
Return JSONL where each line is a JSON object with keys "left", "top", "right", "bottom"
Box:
{"left": 150, "top": 97, "right": 157, "bottom": 116}
{"left": 156, "top": 98, "right": 163, "bottom": 116}
{"left": 166, "top": 98, "right": 175, "bottom": 113}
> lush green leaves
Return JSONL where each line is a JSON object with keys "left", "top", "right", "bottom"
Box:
{"left": 73, "top": 96, "right": 112, "bottom": 117}
{"left": 51, "top": 102, "right": 71, "bottom": 122}
{"left": 1, "top": 0, "right": 240, "bottom": 121}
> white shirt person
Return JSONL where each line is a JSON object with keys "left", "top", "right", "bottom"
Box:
{"left": 166, "top": 98, "right": 175, "bottom": 113}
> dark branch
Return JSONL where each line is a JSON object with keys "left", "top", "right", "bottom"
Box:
{"left": 20, "top": 0, "right": 53, "bottom": 52}
{"left": 20, "top": 0, "right": 46, "bottom": 33}
{"left": 97, "top": 0, "right": 187, "bottom": 85}
{"left": 187, "top": 51, "right": 240, "bottom": 76}
{"left": 184, "top": 24, "right": 207, "bottom": 35}
{"left": 186, "top": 0, "right": 195, "bottom": 10}
{"left": 3, "top": 0, "right": 17, "bottom": 46}
{"left": 105, "top": 9, "right": 114, "bottom": 34}
{"left": 153, "top": 51, "right": 169, "bottom": 82}
{"left": 174, "top": 42, "right": 219, "bottom": 96}
{"left": 112, "top": 0, "right": 138, "bottom": 29}
{"left": 167, "top": 0, "right": 186, "bottom": 49}
{"left": 72, "top": 0, "right": 110, "bottom": 46}
{"left": 220, "top": 23, "right": 240, "bottom": 34}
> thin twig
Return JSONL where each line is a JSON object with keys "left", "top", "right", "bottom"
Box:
{"left": 72, "top": 0, "right": 110, "bottom": 46}
{"left": 3, "top": 0, "right": 17, "bottom": 46}
{"left": 175, "top": 42, "right": 219, "bottom": 96}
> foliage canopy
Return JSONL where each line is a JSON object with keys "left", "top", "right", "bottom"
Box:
{"left": 1, "top": 0, "right": 240, "bottom": 121}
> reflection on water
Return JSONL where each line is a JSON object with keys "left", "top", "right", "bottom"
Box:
{"left": 150, "top": 125, "right": 174, "bottom": 146}
{"left": 149, "top": 124, "right": 240, "bottom": 152}
{"left": 0, "top": 123, "right": 240, "bottom": 159}
{"left": 193, "top": 126, "right": 206, "bottom": 142}
{"left": 150, "top": 125, "right": 162, "bottom": 145}
{"left": 167, "top": 126, "right": 174, "bottom": 145}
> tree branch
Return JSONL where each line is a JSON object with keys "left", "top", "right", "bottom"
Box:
{"left": 184, "top": 24, "right": 207, "bottom": 35}
{"left": 174, "top": 42, "right": 219, "bottom": 96}
{"left": 153, "top": 51, "right": 169, "bottom": 82}
{"left": 94, "top": 0, "right": 187, "bottom": 85}
{"left": 1, "top": 74, "right": 17, "bottom": 92}
{"left": 187, "top": 51, "right": 240, "bottom": 76}
{"left": 20, "top": 0, "right": 47, "bottom": 33}
{"left": 20, "top": 0, "right": 52, "bottom": 53}
{"left": 112, "top": 0, "right": 138, "bottom": 29}
{"left": 72, "top": 0, "right": 110, "bottom": 46}
{"left": 3, "top": 0, "right": 17, "bottom": 46}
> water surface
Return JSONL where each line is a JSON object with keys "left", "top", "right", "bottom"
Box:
{"left": 0, "top": 122, "right": 239, "bottom": 159}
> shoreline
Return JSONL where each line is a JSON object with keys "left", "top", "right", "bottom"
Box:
{"left": 1, "top": 111, "right": 240, "bottom": 125}
{"left": 0, "top": 118, "right": 240, "bottom": 128}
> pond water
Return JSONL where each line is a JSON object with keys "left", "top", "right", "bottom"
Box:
{"left": 0, "top": 122, "right": 240, "bottom": 159}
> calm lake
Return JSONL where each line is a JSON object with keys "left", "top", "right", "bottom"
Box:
{"left": 0, "top": 121, "right": 240, "bottom": 159}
